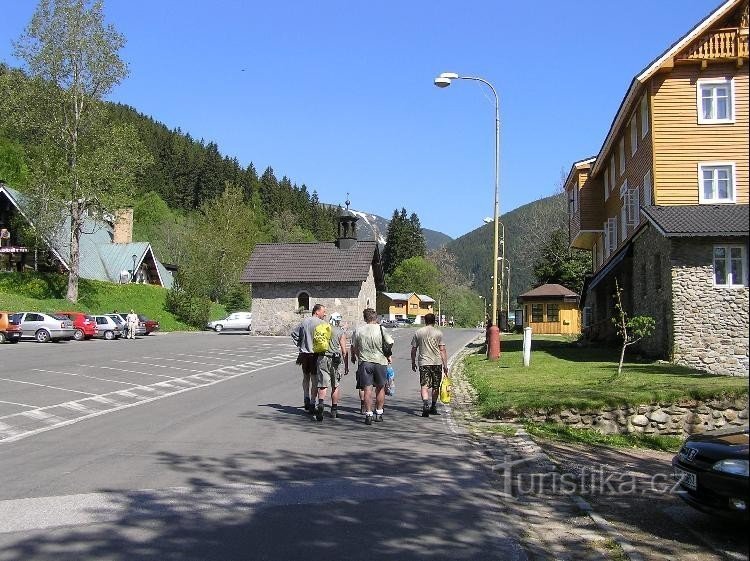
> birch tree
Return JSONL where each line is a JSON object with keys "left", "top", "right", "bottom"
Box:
{"left": 13, "top": 0, "right": 150, "bottom": 301}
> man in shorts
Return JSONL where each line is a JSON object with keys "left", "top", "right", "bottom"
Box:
{"left": 314, "top": 312, "right": 349, "bottom": 420}
{"left": 291, "top": 303, "right": 327, "bottom": 412}
{"left": 410, "top": 313, "right": 448, "bottom": 417}
{"left": 350, "top": 308, "right": 394, "bottom": 425}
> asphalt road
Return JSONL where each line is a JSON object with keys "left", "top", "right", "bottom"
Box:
{"left": 0, "top": 327, "right": 529, "bottom": 561}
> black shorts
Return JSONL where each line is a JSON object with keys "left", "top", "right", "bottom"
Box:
{"left": 358, "top": 361, "right": 387, "bottom": 388}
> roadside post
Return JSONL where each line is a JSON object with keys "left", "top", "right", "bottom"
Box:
{"left": 523, "top": 326, "right": 532, "bottom": 367}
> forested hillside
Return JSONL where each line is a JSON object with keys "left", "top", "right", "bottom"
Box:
{"left": 446, "top": 193, "right": 568, "bottom": 309}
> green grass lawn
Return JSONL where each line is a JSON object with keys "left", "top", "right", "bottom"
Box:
{"left": 0, "top": 272, "right": 228, "bottom": 331}
{"left": 466, "top": 334, "right": 748, "bottom": 417}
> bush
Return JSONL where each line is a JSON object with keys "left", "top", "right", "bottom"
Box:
{"left": 165, "top": 275, "right": 211, "bottom": 328}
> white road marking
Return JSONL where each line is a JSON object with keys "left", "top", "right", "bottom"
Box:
{"left": 0, "top": 377, "right": 95, "bottom": 395}
{"left": 0, "top": 357, "right": 296, "bottom": 443}
{"left": 0, "top": 400, "right": 38, "bottom": 409}
{"left": 87, "top": 365, "right": 177, "bottom": 379}
{"left": 140, "top": 356, "right": 223, "bottom": 366}
{"left": 113, "top": 360, "right": 202, "bottom": 372}
{"left": 33, "top": 369, "right": 141, "bottom": 386}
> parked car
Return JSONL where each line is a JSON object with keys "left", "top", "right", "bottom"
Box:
{"left": 396, "top": 318, "right": 414, "bottom": 326}
{"left": 0, "top": 311, "right": 23, "bottom": 344}
{"left": 12, "top": 312, "right": 75, "bottom": 342}
{"left": 56, "top": 311, "right": 98, "bottom": 341}
{"left": 91, "top": 314, "right": 123, "bottom": 340}
{"left": 672, "top": 426, "right": 749, "bottom": 520}
{"left": 139, "top": 314, "right": 160, "bottom": 335}
{"left": 380, "top": 319, "right": 399, "bottom": 328}
{"left": 115, "top": 313, "right": 147, "bottom": 337}
{"left": 207, "top": 312, "right": 252, "bottom": 333}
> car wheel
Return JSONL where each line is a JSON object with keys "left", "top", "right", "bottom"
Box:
{"left": 104, "top": 330, "right": 114, "bottom": 340}
{"left": 73, "top": 328, "right": 84, "bottom": 341}
{"left": 35, "top": 329, "right": 51, "bottom": 343}
{"left": 214, "top": 324, "right": 223, "bottom": 333}
{"left": 0, "top": 332, "right": 6, "bottom": 344}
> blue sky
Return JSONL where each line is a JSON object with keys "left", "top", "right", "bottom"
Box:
{"left": 1, "top": 0, "right": 721, "bottom": 239}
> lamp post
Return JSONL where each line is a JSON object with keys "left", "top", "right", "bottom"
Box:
{"left": 436, "top": 70, "right": 501, "bottom": 359}
{"left": 131, "top": 254, "right": 137, "bottom": 283}
{"left": 479, "top": 295, "right": 487, "bottom": 328}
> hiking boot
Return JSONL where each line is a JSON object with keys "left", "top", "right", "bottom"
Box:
{"left": 374, "top": 413, "right": 383, "bottom": 422}
{"left": 315, "top": 404, "right": 324, "bottom": 421}
{"left": 429, "top": 405, "right": 439, "bottom": 415}
{"left": 422, "top": 405, "right": 430, "bottom": 417}
{"left": 330, "top": 407, "right": 338, "bottom": 419}
{"left": 364, "top": 414, "right": 373, "bottom": 425}
{"left": 304, "top": 402, "right": 311, "bottom": 411}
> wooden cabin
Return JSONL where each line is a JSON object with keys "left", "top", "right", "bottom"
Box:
{"left": 518, "top": 284, "right": 581, "bottom": 335}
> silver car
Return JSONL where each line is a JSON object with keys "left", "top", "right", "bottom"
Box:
{"left": 207, "top": 312, "right": 252, "bottom": 333}
{"left": 91, "top": 314, "right": 123, "bottom": 340}
{"left": 12, "top": 312, "right": 75, "bottom": 343}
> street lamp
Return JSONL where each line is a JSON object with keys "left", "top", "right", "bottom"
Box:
{"left": 434, "top": 71, "right": 502, "bottom": 361}
{"left": 479, "top": 295, "right": 487, "bottom": 328}
{"left": 131, "top": 254, "right": 137, "bottom": 283}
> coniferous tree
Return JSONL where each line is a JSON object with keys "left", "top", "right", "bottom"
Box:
{"left": 407, "top": 212, "right": 427, "bottom": 259}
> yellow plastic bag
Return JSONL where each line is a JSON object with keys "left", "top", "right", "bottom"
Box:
{"left": 439, "top": 376, "right": 451, "bottom": 404}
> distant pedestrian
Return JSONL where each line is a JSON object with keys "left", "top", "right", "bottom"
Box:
{"left": 314, "top": 312, "right": 349, "bottom": 419}
{"left": 350, "top": 308, "right": 393, "bottom": 425}
{"left": 410, "top": 313, "right": 448, "bottom": 417}
{"left": 291, "top": 304, "right": 327, "bottom": 413}
{"left": 126, "top": 309, "right": 139, "bottom": 340}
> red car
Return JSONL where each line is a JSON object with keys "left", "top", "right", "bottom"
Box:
{"left": 56, "top": 311, "right": 98, "bottom": 341}
{"left": 139, "top": 314, "right": 160, "bottom": 335}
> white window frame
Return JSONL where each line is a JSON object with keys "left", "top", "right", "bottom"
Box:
{"left": 640, "top": 95, "right": 649, "bottom": 138}
{"left": 626, "top": 187, "right": 639, "bottom": 226}
{"left": 583, "top": 307, "right": 592, "bottom": 328}
{"left": 698, "top": 162, "right": 736, "bottom": 204}
{"left": 697, "top": 78, "right": 735, "bottom": 124}
{"left": 604, "top": 168, "right": 610, "bottom": 200}
{"left": 713, "top": 244, "right": 747, "bottom": 288}
{"left": 643, "top": 170, "right": 652, "bottom": 206}
{"left": 618, "top": 138, "right": 625, "bottom": 175}
{"left": 629, "top": 114, "right": 637, "bottom": 155}
{"left": 605, "top": 217, "right": 617, "bottom": 256}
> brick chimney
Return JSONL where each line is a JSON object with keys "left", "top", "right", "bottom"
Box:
{"left": 113, "top": 208, "right": 134, "bottom": 244}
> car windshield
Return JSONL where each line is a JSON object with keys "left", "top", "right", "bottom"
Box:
{"left": 108, "top": 315, "right": 124, "bottom": 324}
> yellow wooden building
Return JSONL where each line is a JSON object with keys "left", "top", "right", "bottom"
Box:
{"left": 565, "top": 0, "right": 749, "bottom": 375}
{"left": 518, "top": 284, "right": 581, "bottom": 335}
{"left": 376, "top": 292, "right": 435, "bottom": 324}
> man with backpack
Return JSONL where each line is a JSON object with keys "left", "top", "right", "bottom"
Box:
{"left": 350, "top": 308, "right": 394, "bottom": 425}
{"left": 313, "top": 312, "right": 349, "bottom": 420}
{"left": 291, "top": 303, "right": 327, "bottom": 414}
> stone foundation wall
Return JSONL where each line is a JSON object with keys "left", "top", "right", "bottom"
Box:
{"left": 522, "top": 397, "right": 749, "bottom": 437}
{"left": 250, "top": 274, "right": 377, "bottom": 335}
{"left": 670, "top": 238, "right": 749, "bottom": 377}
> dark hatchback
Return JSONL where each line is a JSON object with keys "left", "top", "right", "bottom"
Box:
{"left": 672, "top": 426, "right": 749, "bottom": 520}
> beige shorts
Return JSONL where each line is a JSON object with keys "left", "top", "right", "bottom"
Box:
{"left": 316, "top": 354, "right": 342, "bottom": 389}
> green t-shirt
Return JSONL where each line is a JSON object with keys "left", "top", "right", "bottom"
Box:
{"left": 411, "top": 325, "right": 444, "bottom": 366}
{"left": 352, "top": 323, "right": 393, "bottom": 366}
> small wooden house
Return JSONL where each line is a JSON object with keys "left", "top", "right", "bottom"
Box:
{"left": 376, "top": 292, "right": 435, "bottom": 323}
{"left": 518, "top": 284, "right": 581, "bottom": 335}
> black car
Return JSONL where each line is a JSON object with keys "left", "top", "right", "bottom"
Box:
{"left": 672, "top": 426, "right": 749, "bottom": 520}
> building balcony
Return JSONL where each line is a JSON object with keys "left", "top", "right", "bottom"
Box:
{"left": 569, "top": 210, "right": 603, "bottom": 250}
{"left": 678, "top": 28, "right": 749, "bottom": 64}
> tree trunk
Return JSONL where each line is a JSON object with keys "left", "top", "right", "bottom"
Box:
{"left": 618, "top": 341, "right": 627, "bottom": 375}
{"left": 66, "top": 204, "right": 81, "bottom": 302}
